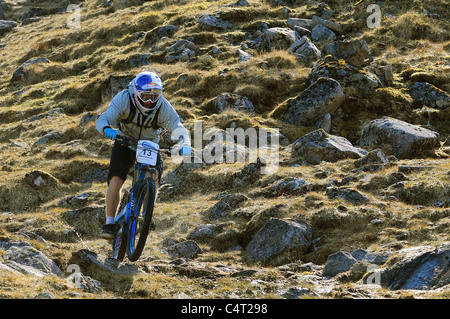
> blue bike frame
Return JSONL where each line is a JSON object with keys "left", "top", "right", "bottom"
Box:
{"left": 111, "top": 135, "right": 172, "bottom": 261}
{"left": 112, "top": 162, "right": 150, "bottom": 254}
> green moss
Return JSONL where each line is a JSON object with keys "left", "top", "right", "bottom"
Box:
{"left": 185, "top": 32, "right": 218, "bottom": 45}
{"left": 374, "top": 87, "right": 413, "bottom": 106}
{"left": 409, "top": 72, "right": 449, "bottom": 88}
{"left": 400, "top": 68, "right": 427, "bottom": 81}
{"left": 269, "top": 99, "right": 291, "bottom": 119}
{"left": 317, "top": 55, "right": 350, "bottom": 70}
{"left": 312, "top": 55, "right": 368, "bottom": 83}
{"left": 188, "top": 55, "right": 219, "bottom": 70}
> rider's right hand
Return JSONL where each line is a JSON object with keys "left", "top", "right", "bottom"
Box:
{"left": 104, "top": 128, "right": 117, "bottom": 140}
{"left": 180, "top": 146, "right": 192, "bottom": 156}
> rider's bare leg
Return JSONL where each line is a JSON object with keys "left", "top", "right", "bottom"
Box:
{"left": 105, "top": 176, "right": 124, "bottom": 223}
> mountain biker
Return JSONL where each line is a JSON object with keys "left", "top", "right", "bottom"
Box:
{"left": 96, "top": 71, "right": 192, "bottom": 239}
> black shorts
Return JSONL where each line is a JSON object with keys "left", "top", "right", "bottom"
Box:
{"left": 107, "top": 139, "right": 163, "bottom": 185}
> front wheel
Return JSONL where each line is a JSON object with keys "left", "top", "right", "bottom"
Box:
{"left": 111, "top": 191, "right": 130, "bottom": 261}
{"left": 127, "top": 177, "right": 156, "bottom": 262}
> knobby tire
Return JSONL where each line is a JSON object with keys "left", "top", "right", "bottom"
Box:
{"left": 112, "top": 228, "right": 128, "bottom": 261}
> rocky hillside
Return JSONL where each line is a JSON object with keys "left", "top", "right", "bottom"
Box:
{"left": 0, "top": 0, "right": 449, "bottom": 299}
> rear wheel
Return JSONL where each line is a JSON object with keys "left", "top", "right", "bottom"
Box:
{"left": 127, "top": 178, "right": 156, "bottom": 262}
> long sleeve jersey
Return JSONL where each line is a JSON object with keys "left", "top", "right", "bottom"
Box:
{"left": 96, "top": 80, "right": 191, "bottom": 146}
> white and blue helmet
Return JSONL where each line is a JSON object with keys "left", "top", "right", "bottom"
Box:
{"left": 132, "top": 71, "right": 163, "bottom": 113}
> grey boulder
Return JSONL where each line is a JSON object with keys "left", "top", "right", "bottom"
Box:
{"left": 359, "top": 117, "right": 440, "bottom": 158}
{"left": 282, "top": 77, "right": 344, "bottom": 126}
{"left": 410, "top": 82, "right": 450, "bottom": 109}
{"left": 381, "top": 244, "right": 450, "bottom": 290}
{"left": 292, "top": 129, "right": 368, "bottom": 164}
{"left": 0, "top": 20, "right": 17, "bottom": 36}
{"left": 245, "top": 218, "right": 312, "bottom": 265}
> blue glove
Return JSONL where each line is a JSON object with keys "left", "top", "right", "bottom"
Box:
{"left": 180, "top": 146, "right": 192, "bottom": 156}
{"left": 104, "top": 128, "right": 117, "bottom": 140}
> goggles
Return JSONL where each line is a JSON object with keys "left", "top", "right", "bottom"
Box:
{"left": 137, "top": 89, "right": 161, "bottom": 103}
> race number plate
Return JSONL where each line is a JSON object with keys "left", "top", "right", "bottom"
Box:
{"left": 136, "top": 140, "right": 159, "bottom": 165}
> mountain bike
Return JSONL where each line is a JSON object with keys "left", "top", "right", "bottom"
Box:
{"left": 111, "top": 135, "right": 171, "bottom": 262}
